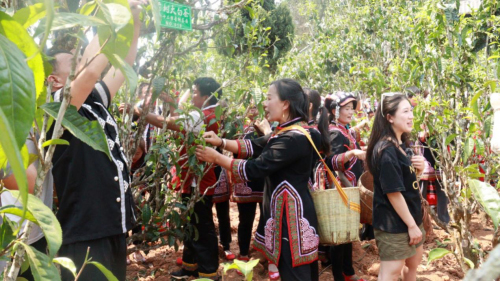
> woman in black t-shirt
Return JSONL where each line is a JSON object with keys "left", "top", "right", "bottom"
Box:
{"left": 366, "top": 93, "right": 426, "bottom": 281}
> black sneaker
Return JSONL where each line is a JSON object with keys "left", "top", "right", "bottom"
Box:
{"left": 171, "top": 268, "right": 199, "bottom": 280}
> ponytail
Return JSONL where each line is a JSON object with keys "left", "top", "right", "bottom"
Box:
{"left": 317, "top": 107, "right": 331, "bottom": 156}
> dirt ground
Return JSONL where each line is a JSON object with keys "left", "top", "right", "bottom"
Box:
{"left": 126, "top": 202, "right": 495, "bottom": 281}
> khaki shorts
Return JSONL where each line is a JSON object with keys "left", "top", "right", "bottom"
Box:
{"left": 374, "top": 224, "right": 425, "bottom": 261}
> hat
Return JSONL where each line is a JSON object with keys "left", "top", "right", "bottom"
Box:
{"left": 325, "top": 91, "right": 357, "bottom": 109}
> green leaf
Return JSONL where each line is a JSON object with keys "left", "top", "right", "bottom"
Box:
{"left": 88, "top": 261, "right": 118, "bottom": 281}
{"left": 53, "top": 257, "right": 77, "bottom": 278}
{"left": 222, "top": 262, "right": 240, "bottom": 274}
{"left": 215, "top": 105, "right": 222, "bottom": 120}
{"left": 445, "top": 134, "right": 457, "bottom": 146}
{"left": 0, "top": 216, "right": 15, "bottom": 250}
{"left": 12, "top": 3, "right": 46, "bottom": 28}
{"left": 103, "top": 50, "right": 137, "bottom": 93}
{"left": 97, "top": 0, "right": 133, "bottom": 59}
{"left": 142, "top": 204, "right": 151, "bottom": 224}
{"left": 0, "top": 206, "right": 38, "bottom": 223}
{"left": 79, "top": 1, "right": 97, "bottom": 16}
{"left": 40, "top": 102, "right": 111, "bottom": 159}
{"left": 37, "top": 0, "right": 54, "bottom": 51}
{"left": 462, "top": 137, "right": 474, "bottom": 163}
{"left": 20, "top": 257, "right": 30, "bottom": 274}
{"left": 475, "top": 139, "right": 484, "bottom": 156}
{"left": 8, "top": 190, "right": 62, "bottom": 259}
{"left": 96, "top": 1, "right": 131, "bottom": 32}
{"left": 0, "top": 31, "right": 36, "bottom": 150}
{"left": 150, "top": 0, "right": 162, "bottom": 40}
{"left": 427, "top": 248, "right": 452, "bottom": 265}
{"left": 0, "top": 108, "right": 29, "bottom": 218}
{"left": 233, "top": 258, "right": 259, "bottom": 281}
{"left": 39, "top": 13, "right": 107, "bottom": 31}
{"left": 20, "top": 242, "right": 61, "bottom": 281}
{"left": 468, "top": 179, "right": 500, "bottom": 230}
{"left": 41, "top": 139, "right": 69, "bottom": 148}
{"left": 464, "top": 257, "right": 474, "bottom": 269}
{"left": 151, "top": 77, "right": 165, "bottom": 101}
{"left": 273, "top": 45, "right": 279, "bottom": 59}
{"left": 471, "top": 91, "right": 482, "bottom": 119}
{"left": 0, "top": 12, "right": 45, "bottom": 129}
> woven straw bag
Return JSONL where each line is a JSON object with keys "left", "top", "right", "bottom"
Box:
{"left": 311, "top": 187, "right": 360, "bottom": 245}
{"left": 358, "top": 172, "right": 374, "bottom": 224}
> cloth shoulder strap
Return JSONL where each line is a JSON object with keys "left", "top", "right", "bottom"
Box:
{"left": 276, "top": 125, "right": 360, "bottom": 213}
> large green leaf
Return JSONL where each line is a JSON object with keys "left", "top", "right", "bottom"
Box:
{"left": 12, "top": 3, "right": 47, "bottom": 28}
{"left": 468, "top": 179, "right": 500, "bottom": 230}
{"left": 0, "top": 32, "right": 36, "bottom": 150}
{"left": 20, "top": 242, "right": 61, "bottom": 281}
{"left": 40, "top": 102, "right": 111, "bottom": 159}
{"left": 97, "top": 0, "right": 133, "bottom": 59}
{"left": 88, "top": 261, "right": 118, "bottom": 281}
{"left": 103, "top": 50, "right": 137, "bottom": 92}
{"left": 0, "top": 12, "right": 45, "bottom": 122}
{"left": 427, "top": 248, "right": 452, "bottom": 265}
{"left": 0, "top": 88, "right": 28, "bottom": 213}
{"left": 8, "top": 190, "right": 62, "bottom": 259}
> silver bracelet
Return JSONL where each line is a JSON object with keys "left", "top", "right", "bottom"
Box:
{"left": 221, "top": 139, "right": 227, "bottom": 150}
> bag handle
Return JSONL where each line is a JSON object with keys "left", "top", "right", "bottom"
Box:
{"left": 275, "top": 125, "right": 361, "bottom": 213}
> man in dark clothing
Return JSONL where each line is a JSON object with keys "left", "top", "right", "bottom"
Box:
{"left": 46, "top": 1, "right": 144, "bottom": 280}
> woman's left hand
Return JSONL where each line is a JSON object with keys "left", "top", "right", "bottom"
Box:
{"left": 195, "top": 145, "right": 220, "bottom": 163}
{"left": 411, "top": 155, "right": 426, "bottom": 174}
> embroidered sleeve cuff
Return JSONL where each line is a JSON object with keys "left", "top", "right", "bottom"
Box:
{"left": 230, "top": 159, "right": 248, "bottom": 183}
{"left": 332, "top": 153, "right": 346, "bottom": 171}
{"left": 236, "top": 139, "right": 253, "bottom": 159}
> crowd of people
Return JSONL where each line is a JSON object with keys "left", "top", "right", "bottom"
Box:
{"left": 0, "top": 1, "right": 447, "bottom": 280}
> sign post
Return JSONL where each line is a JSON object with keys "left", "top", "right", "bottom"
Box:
{"left": 158, "top": 0, "right": 192, "bottom": 31}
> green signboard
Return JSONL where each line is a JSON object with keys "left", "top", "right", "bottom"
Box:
{"left": 159, "top": 0, "right": 192, "bottom": 31}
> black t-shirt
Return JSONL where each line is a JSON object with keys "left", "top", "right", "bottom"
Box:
{"left": 49, "top": 82, "right": 136, "bottom": 245}
{"left": 372, "top": 143, "right": 422, "bottom": 233}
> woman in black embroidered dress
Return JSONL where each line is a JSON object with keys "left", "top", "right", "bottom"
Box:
{"left": 196, "top": 79, "right": 330, "bottom": 280}
{"left": 323, "top": 92, "right": 367, "bottom": 281}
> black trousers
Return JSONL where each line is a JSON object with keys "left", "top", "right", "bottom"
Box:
{"left": 330, "top": 243, "right": 355, "bottom": 281}
{"left": 214, "top": 200, "right": 232, "bottom": 251}
{"left": 19, "top": 237, "right": 48, "bottom": 281}
{"left": 237, "top": 202, "right": 259, "bottom": 256}
{"left": 59, "top": 234, "right": 127, "bottom": 281}
{"left": 182, "top": 194, "right": 219, "bottom": 277}
{"left": 277, "top": 213, "right": 319, "bottom": 281}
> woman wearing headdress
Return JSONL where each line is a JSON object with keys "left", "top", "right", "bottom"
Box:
{"left": 196, "top": 79, "right": 331, "bottom": 280}
{"left": 323, "top": 92, "right": 366, "bottom": 281}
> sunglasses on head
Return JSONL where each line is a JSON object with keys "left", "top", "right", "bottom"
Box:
{"left": 380, "top": 92, "right": 408, "bottom": 117}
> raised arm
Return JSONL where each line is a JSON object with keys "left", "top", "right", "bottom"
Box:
{"left": 102, "top": 0, "right": 144, "bottom": 100}
{"left": 69, "top": 0, "right": 143, "bottom": 109}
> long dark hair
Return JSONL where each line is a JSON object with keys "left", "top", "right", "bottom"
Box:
{"left": 366, "top": 93, "right": 411, "bottom": 175}
{"left": 271, "top": 79, "right": 330, "bottom": 154}
{"left": 304, "top": 88, "right": 321, "bottom": 120}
